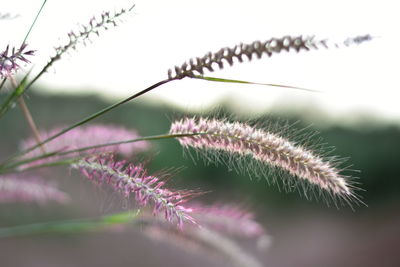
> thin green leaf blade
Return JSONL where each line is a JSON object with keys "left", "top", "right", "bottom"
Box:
{"left": 194, "top": 75, "right": 320, "bottom": 92}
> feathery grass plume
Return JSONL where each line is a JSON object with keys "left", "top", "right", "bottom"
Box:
{"left": 0, "top": 44, "right": 35, "bottom": 78}
{"left": 170, "top": 117, "right": 360, "bottom": 206}
{"left": 71, "top": 154, "right": 197, "bottom": 227}
{"left": 0, "top": 175, "right": 69, "bottom": 204}
{"left": 20, "top": 124, "right": 150, "bottom": 168}
{"left": 168, "top": 34, "right": 372, "bottom": 80}
{"left": 53, "top": 5, "right": 134, "bottom": 60}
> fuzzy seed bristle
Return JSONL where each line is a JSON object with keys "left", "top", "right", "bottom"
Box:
{"left": 170, "top": 117, "right": 361, "bottom": 205}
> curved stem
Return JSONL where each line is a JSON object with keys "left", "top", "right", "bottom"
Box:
{"left": 10, "top": 77, "right": 46, "bottom": 154}
{"left": 1, "top": 132, "right": 203, "bottom": 172}
{"left": 0, "top": 71, "right": 30, "bottom": 119}
{"left": 10, "top": 159, "right": 79, "bottom": 174}
{"left": 0, "top": 79, "right": 173, "bottom": 167}
{"left": 0, "top": 78, "right": 6, "bottom": 92}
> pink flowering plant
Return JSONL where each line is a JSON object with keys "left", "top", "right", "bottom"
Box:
{"left": 0, "top": 1, "right": 371, "bottom": 266}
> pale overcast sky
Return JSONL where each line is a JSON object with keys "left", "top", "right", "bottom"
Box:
{"left": 1, "top": 0, "right": 399, "bottom": 123}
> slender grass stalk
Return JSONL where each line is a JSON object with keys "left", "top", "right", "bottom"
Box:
{"left": 0, "top": 78, "right": 6, "bottom": 92}
{"left": 21, "top": 0, "right": 48, "bottom": 46}
{"left": 10, "top": 159, "right": 79, "bottom": 174}
{"left": 16, "top": 97, "right": 46, "bottom": 154}
{"left": 0, "top": 71, "right": 30, "bottom": 118}
{"left": 9, "top": 76, "right": 46, "bottom": 154}
{"left": 194, "top": 75, "right": 320, "bottom": 92}
{"left": 0, "top": 79, "right": 171, "bottom": 167}
{"left": 0, "top": 210, "right": 139, "bottom": 238}
{"left": 1, "top": 133, "right": 204, "bottom": 173}
{"left": 19, "top": 124, "right": 150, "bottom": 170}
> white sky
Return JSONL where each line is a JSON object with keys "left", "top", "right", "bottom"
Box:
{"left": 1, "top": 0, "right": 399, "bottom": 124}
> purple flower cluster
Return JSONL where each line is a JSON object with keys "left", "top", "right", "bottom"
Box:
{"left": 170, "top": 117, "right": 355, "bottom": 201}
{"left": 21, "top": 124, "right": 150, "bottom": 167}
{"left": 0, "top": 175, "right": 69, "bottom": 204}
{"left": 72, "top": 154, "right": 196, "bottom": 227}
{"left": 0, "top": 44, "right": 35, "bottom": 78}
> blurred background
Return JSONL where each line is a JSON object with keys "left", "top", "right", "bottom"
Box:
{"left": 1, "top": 0, "right": 399, "bottom": 267}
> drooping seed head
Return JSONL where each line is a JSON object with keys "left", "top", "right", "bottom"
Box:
{"left": 71, "top": 154, "right": 197, "bottom": 227}
{"left": 170, "top": 117, "right": 361, "bottom": 206}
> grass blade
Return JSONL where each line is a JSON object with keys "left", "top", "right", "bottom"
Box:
{"left": 195, "top": 75, "right": 320, "bottom": 92}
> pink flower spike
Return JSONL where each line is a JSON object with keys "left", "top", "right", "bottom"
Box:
{"left": 71, "top": 154, "right": 197, "bottom": 227}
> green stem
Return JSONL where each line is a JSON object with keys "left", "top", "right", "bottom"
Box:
{"left": 194, "top": 75, "right": 320, "bottom": 92}
{"left": 13, "top": 158, "right": 79, "bottom": 173}
{"left": 0, "top": 210, "right": 139, "bottom": 238}
{"left": 0, "top": 71, "right": 30, "bottom": 118}
{"left": 10, "top": 76, "right": 46, "bottom": 154}
{"left": 1, "top": 133, "right": 203, "bottom": 172}
{"left": 0, "top": 78, "right": 7, "bottom": 92}
{"left": 21, "top": 0, "right": 48, "bottom": 46}
{"left": 0, "top": 55, "right": 65, "bottom": 117}
{"left": 0, "top": 79, "right": 172, "bottom": 167}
